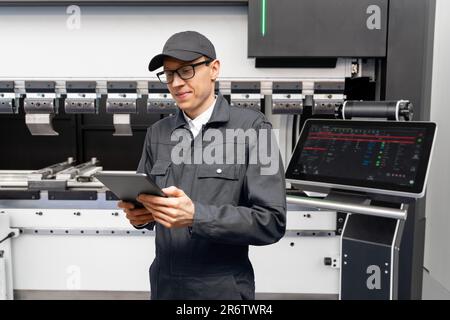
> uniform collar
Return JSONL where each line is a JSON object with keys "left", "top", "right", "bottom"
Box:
{"left": 172, "top": 93, "right": 230, "bottom": 132}
{"left": 182, "top": 97, "right": 216, "bottom": 130}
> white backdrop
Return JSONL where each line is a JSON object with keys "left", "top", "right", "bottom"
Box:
{"left": 424, "top": 0, "right": 450, "bottom": 297}
{"left": 0, "top": 5, "right": 349, "bottom": 80}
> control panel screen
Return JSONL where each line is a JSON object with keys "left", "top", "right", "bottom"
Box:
{"left": 286, "top": 120, "right": 436, "bottom": 195}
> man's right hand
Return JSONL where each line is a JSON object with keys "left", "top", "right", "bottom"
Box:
{"left": 118, "top": 201, "right": 155, "bottom": 227}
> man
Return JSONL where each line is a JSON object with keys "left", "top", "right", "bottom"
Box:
{"left": 118, "top": 31, "right": 286, "bottom": 300}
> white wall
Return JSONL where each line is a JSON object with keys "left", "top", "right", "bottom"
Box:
{"left": 0, "top": 5, "right": 349, "bottom": 80}
{"left": 424, "top": 0, "right": 450, "bottom": 298}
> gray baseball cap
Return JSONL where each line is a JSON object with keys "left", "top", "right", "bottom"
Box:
{"left": 148, "top": 31, "right": 216, "bottom": 72}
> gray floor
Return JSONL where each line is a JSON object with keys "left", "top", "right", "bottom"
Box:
{"left": 13, "top": 290, "right": 337, "bottom": 300}
{"left": 422, "top": 270, "right": 450, "bottom": 300}
{"left": 14, "top": 290, "right": 150, "bottom": 300}
{"left": 13, "top": 269, "right": 449, "bottom": 300}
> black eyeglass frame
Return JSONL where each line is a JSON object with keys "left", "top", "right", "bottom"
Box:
{"left": 156, "top": 59, "right": 213, "bottom": 84}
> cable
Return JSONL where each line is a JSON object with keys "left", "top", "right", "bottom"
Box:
{"left": 0, "top": 232, "right": 15, "bottom": 244}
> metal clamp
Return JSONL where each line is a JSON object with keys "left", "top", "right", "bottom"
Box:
{"left": 106, "top": 81, "right": 139, "bottom": 136}
{"left": 231, "top": 93, "right": 262, "bottom": 110}
{"left": 65, "top": 93, "right": 98, "bottom": 114}
{"left": 230, "top": 81, "right": 262, "bottom": 111}
{"left": 313, "top": 94, "right": 345, "bottom": 116}
{"left": 312, "top": 81, "right": 345, "bottom": 116}
{"left": 147, "top": 93, "right": 177, "bottom": 114}
{"left": 64, "top": 81, "right": 100, "bottom": 114}
{"left": 111, "top": 114, "right": 132, "bottom": 136}
{"left": 0, "top": 81, "right": 18, "bottom": 114}
{"left": 147, "top": 81, "right": 177, "bottom": 114}
{"left": 272, "top": 94, "right": 304, "bottom": 114}
{"left": 24, "top": 93, "right": 57, "bottom": 114}
{"left": 24, "top": 113, "right": 58, "bottom": 136}
{"left": 271, "top": 81, "right": 303, "bottom": 114}
{"left": 0, "top": 93, "right": 16, "bottom": 114}
{"left": 24, "top": 81, "right": 59, "bottom": 136}
{"left": 106, "top": 93, "right": 138, "bottom": 114}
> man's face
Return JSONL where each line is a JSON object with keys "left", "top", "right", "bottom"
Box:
{"left": 163, "top": 56, "right": 220, "bottom": 116}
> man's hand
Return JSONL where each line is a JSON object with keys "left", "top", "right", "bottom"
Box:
{"left": 118, "top": 201, "right": 155, "bottom": 227}
{"left": 136, "top": 186, "right": 195, "bottom": 229}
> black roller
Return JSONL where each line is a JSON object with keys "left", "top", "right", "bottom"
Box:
{"left": 339, "top": 100, "right": 413, "bottom": 121}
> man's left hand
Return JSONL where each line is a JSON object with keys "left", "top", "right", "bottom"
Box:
{"left": 136, "top": 186, "right": 195, "bottom": 229}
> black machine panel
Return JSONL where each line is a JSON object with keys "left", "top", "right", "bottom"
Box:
{"left": 248, "top": 0, "right": 388, "bottom": 58}
{"left": 341, "top": 234, "right": 393, "bottom": 300}
{"left": 286, "top": 120, "right": 436, "bottom": 197}
{"left": 0, "top": 115, "right": 77, "bottom": 170}
{"left": 83, "top": 130, "right": 147, "bottom": 171}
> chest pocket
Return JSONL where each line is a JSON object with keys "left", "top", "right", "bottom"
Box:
{"left": 195, "top": 164, "right": 241, "bottom": 205}
{"left": 197, "top": 164, "right": 240, "bottom": 180}
{"left": 150, "top": 160, "right": 171, "bottom": 188}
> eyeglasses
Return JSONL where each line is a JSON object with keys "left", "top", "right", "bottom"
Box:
{"left": 156, "top": 59, "right": 213, "bottom": 84}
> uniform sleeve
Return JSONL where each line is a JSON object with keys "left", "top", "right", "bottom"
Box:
{"left": 134, "top": 127, "right": 156, "bottom": 232}
{"left": 191, "top": 117, "right": 287, "bottom": 246}
{"left": 137, "top": 127, "right": 153, "bottom": 175}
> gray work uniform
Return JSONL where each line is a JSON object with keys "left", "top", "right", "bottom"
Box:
{"left": 137, "top": 94, "right": 286, "bottom": 300}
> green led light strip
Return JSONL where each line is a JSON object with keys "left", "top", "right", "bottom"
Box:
{"left": 261, "top": 0, "right": 267, "bottom": 36}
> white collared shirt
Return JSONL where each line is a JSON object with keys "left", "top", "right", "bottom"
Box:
{"left": 183, "top": 97, "right": 216, "bottom": 138}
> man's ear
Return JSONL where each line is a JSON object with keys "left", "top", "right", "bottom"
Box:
{"left": 210, "top": 59, "right": 220, "bottom": 81}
